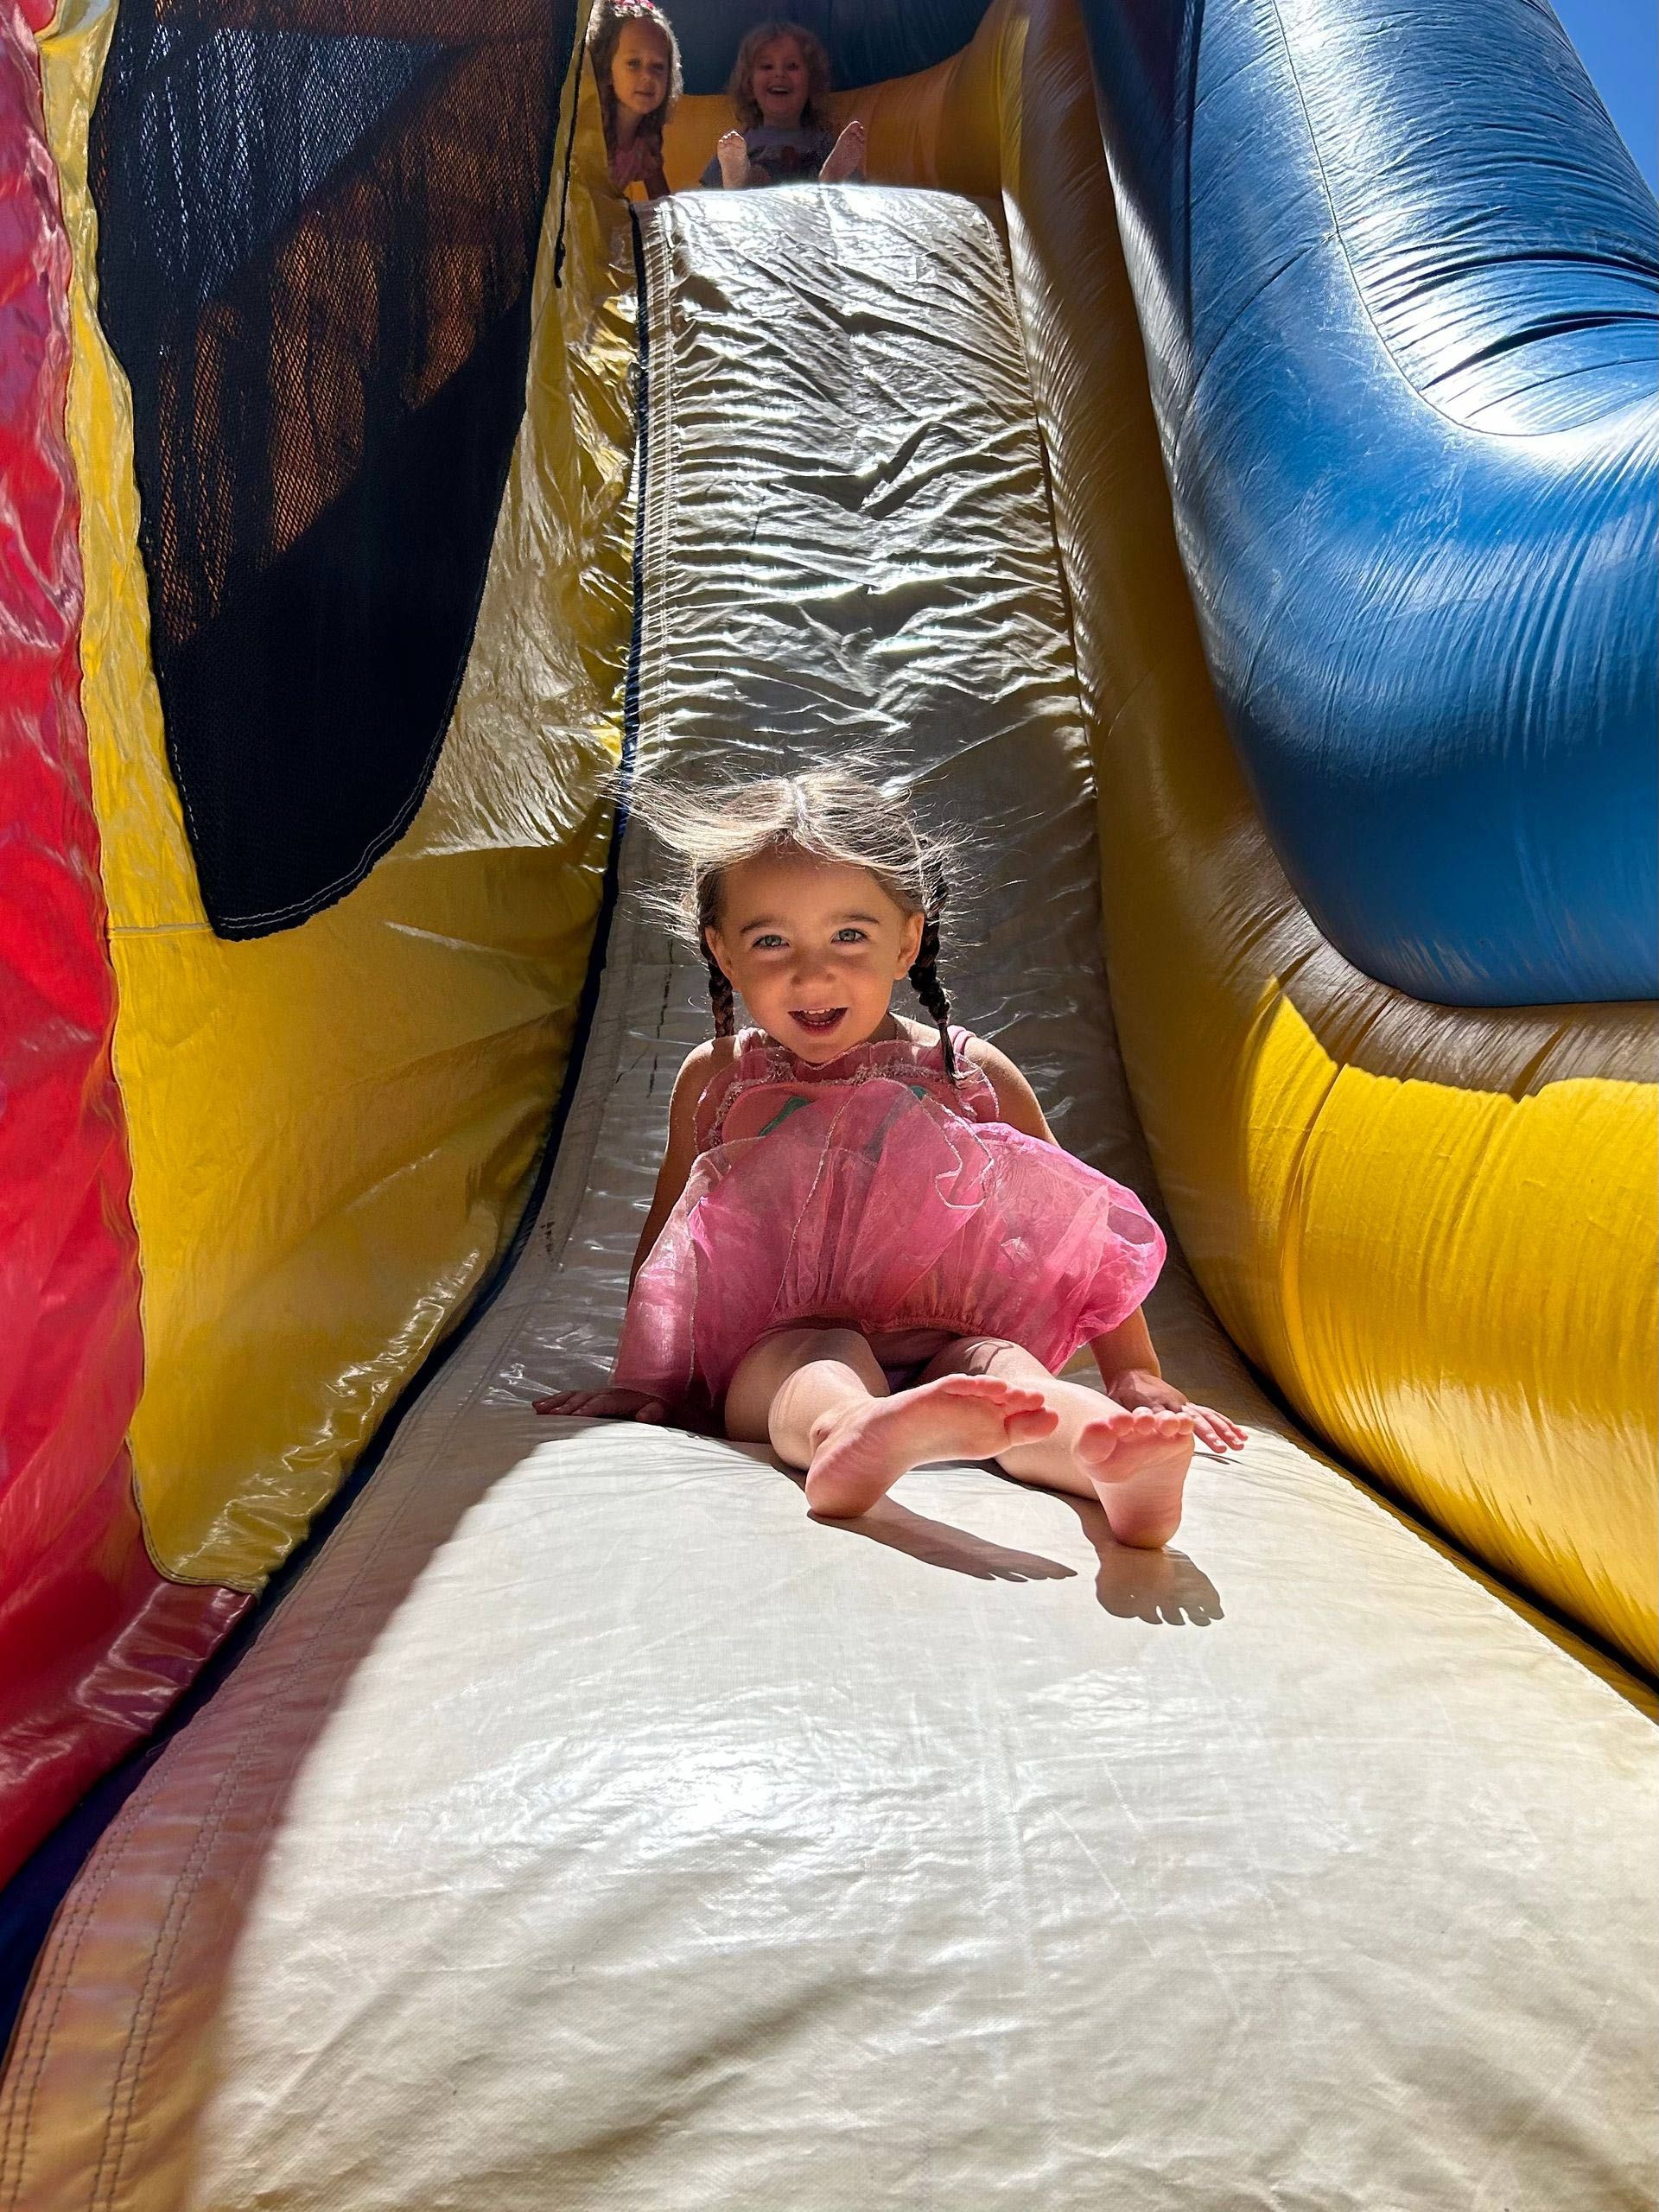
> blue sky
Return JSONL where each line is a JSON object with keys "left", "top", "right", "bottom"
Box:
{"left": 1553, "top": 0, "right": 1657, "bottom": 187}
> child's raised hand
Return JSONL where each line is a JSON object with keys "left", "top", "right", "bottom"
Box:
{"left": 1103, "top": 1369, "right": 1246, "bottom": 1458}
{"left": 716, "top": 130, "right": 752, "bottom": 188}
{"left": 820, "top": 118, "right": 866, "bottom": 182}
{"left": 534, "top": 1386, "right": 670, "bottom": 1423}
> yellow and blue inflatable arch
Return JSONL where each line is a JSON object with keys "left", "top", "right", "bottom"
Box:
{"left": 0, "top": 0, "right": 1654, "bottom": 2198}
{"left": 0, "top": 0, "right": 1653, "bottom": 2078}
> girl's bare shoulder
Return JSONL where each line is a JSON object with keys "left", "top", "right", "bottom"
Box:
{"left": 671, "top": 1032, "right": 738, "bottom": 1104}
{"left": 659, "top": 1034, "right": 740, "bottom": 1162}
{"left": 960, "top": 1033, "right": 1055, "bottom": 1142}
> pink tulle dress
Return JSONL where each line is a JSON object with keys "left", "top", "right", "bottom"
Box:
{"left": 609, "top": 1025, "right": 1166, "bottom": 1415}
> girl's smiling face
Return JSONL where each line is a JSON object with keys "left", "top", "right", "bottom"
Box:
{"left": 610, "top": 21, "right": 671, "bottom": 121}
{"left": 706, "top": 850, "right": 924, "bottom": 1062}
{"left": 749, "top": 35, "right": 809, "bottom": 128}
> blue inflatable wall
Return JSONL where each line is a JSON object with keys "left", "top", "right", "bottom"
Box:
{"left": 1080, "top": 0, "right": 1658, "bottom": 1006}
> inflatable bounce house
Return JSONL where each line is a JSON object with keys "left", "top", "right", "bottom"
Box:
{"left": 1, "top": 0, "right": 1655, "bottom": 2202}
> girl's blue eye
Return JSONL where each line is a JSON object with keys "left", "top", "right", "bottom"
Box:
{"left": 753, "top": 934, "right": 786, "bottom": 950}
{"left": 834, "top": 928, "right": 868, "bottom": 944}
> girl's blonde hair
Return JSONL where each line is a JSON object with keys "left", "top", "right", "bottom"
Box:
{"left": 728, "top": 18, "right": 834, "bottom": 133}
{"left": 588, "top": 0, "right": 683, "bottom": 165}
{"left": 634, "top": 770, "right": 959, "bottom": 1077}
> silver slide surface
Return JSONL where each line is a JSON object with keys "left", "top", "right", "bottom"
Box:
{"left": 2, "top": 191, "right": 1653, "bottom": 2212}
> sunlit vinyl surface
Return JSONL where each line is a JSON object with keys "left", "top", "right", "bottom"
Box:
{"left": 3, "top": 188, "right": 1650, "bottom": 2212}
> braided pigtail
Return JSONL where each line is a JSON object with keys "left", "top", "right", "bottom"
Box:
{"left": 907, "top": 877, "right": 957, "bottom": 1084}
{"left": 706, "top": 950, "right": 736, "bottom": 1038}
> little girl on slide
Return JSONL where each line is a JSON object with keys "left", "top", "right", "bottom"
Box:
{"left": 702, "top": 19, "right": 867, "bottom": 189}
{"left": 537, "top": 773, "right": 1245, "bottom": 1543}
{"left": 589, "top": 0, "right": 683, "bottom": 201}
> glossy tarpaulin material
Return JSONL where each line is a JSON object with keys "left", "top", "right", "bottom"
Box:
{"left": 1077, "top": 0, "right": 1659, "bottom": 1007}
{"left": 34, "top": 0, "right": 632, "bottom": 1596}
{"left": 2, "top": 185, "right": 1651, "bottom": 2212}
{"left": 0, "top": 1, "right": 244, "bottom": 1885}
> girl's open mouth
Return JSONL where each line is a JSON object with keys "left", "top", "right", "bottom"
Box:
{"left": 791, "top": 1007, "right": 846, "bottom": 1034}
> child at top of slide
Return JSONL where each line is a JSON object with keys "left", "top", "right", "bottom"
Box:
{"left": 702, "top": 19, "right": 867, "bottom": 190}
{"left": 589, "top": 0, "right": 683, "bottom": 201}
{"left": 537, "top": 772, "right": 1246, "bottom": 1543}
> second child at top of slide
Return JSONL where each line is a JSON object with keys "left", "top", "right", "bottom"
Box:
{"left": 704, "top": 19, "right": 868, "bottom": 190}
{"left": 590, "top": 0, "right": 683, "bottom": 201}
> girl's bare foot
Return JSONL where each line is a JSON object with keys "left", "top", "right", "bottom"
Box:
{"left": 1074, "top": 1406, "right": 1196, "bottom": 1548}
{"left": 716, "top": 130, "right": 752, "bottom": 188}
{"left": 805, "top": 1375, "right": 1057, "bottom": 1519}
{"left": 819, "top": 118, "right": 866, "bottom": 183}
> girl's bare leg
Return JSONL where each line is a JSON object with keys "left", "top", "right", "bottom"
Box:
{"left": 723, "top": 1326, "right": 1058, "bottom": 1520}
{"left": 920, "top": 1338, "right": 1195, "bottom": 1548}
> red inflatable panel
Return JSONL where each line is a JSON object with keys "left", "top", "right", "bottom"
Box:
{"left": 0, "top": 3, "right": 245, "bottom": 1885}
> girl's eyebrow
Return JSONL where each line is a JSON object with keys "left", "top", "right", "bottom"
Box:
{"left": 738, "top": 911, "right": 883, "bottom": 938}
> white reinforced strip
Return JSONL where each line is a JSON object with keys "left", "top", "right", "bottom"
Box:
{"left": 1, "top": 190, "right": 1653, "bottom": 2212}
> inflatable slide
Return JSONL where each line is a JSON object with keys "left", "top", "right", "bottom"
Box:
{"left": 0, "top": 1, "right": 1654, "bottom": 2203}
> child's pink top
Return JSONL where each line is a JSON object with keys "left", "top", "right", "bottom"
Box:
{"left": 610, "top": 1024, "right": 1166, "bottom": 1414}
{"left": 609, "top": 137, "right": 664, "bottom": 195}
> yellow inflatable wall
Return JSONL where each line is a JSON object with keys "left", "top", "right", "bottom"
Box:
{"left": 665, "top": 0, "right": 1658, "bottom": 1673}
{"left": 41, "top": 1, "right": 635, "bottom": 1591}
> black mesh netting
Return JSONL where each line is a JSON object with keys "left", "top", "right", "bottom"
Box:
{"left": 89, "top": 1, "right": 581, "bottom": 937}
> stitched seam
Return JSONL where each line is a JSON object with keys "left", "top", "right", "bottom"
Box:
{"left": 0, "top": 1845, "right": 128, "bottom": 2200}
{"left": 89, "top": 1745, "right": 251, "bottom": 2206}
{"left": 0, "top": 1737, "right": 184, "bottom": 2203}
{"left": 43, "top": 1327, "right": 497, "bottom": 2197}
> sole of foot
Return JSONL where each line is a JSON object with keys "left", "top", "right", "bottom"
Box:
{"left": 1075, "top": 1405, "right": 1196, "bottom": 1548}
{"left": 805, "top": 1373, "right": 1058, "bottom": 1519}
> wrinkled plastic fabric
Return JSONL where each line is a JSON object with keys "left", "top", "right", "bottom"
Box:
{"left": 35, "top": 1, "right": 632, "bottom": 1590}
{"left": 1080, "top": 0, "right": 1659, "bottom": 1006}
{"left": 0, "top": 1, "right": 245, "bottom": 1886}
{"left": 1, "top": 185, "right": 1652, "bottom": 2212}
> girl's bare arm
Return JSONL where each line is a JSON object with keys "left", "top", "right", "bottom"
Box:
{"left": 535, "top": 1039, "right": 729, "bottom": 1422}
{"left": 628, "top": 1037, "right": 731, "bottom": 1285}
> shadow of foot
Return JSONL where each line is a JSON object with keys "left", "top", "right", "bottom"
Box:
{"left": 1056, "top": 1495, "right": 1224, "bottom": 1624}
{"left": 793, "top": 1478, "right": 1077, "bottom": 1585}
